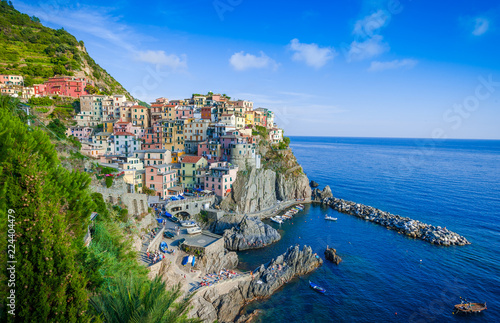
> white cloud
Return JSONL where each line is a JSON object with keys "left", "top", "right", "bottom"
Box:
{"left": 15, "top": 2, "right": 188, "bottom": 70}
{"left": 229, "top": 51, "right": 278, "bottom": 71}
{"left": 368, "top": 59, "right": 418, "bottom": 72}
{"left": 136, "top": 50, "right": 187, "bottom": 69}
{"left": 347, "top": 35, "right": 389, "bottom": 62}
{"left": 353, "top": 10, "right": 390, "bottom": 37}
{"left": 472, "top": 17, "right": 490, "bottom": 36}
{"left": 288, "top": 39, "right": 336, "bottom": 68}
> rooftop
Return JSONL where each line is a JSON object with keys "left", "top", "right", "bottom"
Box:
{"left": 181, "top": 156, "right": 205, "bottom": 163}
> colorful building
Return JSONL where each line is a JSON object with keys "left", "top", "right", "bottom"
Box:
{"left": 180, "top": 156, "right": 208, "bottom": 190}
{"left": 205, "top": 162, "right": 238, "bottom": 198}
{"left": 145, "top": 164, "right": 177, "bottom": 199}
{"left": 43, "top": 76, "right": 91, "bottom": 98}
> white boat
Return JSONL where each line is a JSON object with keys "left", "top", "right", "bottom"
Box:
{"left": 325, "top": 215, "right": 337, "bottom": 221}
{"left": 187, "top": 226, "right": 202, "bottom": 234}
{"left": 271, "top": 216, "right": 283, "bottom": 224}
{"left": 180, "top": 220, "right": 197, "bottom": 228}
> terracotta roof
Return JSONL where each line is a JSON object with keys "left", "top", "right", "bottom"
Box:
{"left": 181, "top": 156, "right": 204, "bottom": 163}
{"left": 114, "top": 132, "right": 136, "bottom": 136}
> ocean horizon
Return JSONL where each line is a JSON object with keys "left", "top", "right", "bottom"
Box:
{"left": 238, "top": 136, "right": 500, "bottom": 322}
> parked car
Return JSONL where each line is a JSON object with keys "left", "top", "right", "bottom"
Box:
{"left": 163, "top": 231, "right": 175, "bottom": 239}
{"left": 169, "top": 216, "right": 179, "bottom": 223}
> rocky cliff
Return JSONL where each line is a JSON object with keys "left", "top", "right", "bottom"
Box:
{"left": 189, "top": 245, "right": 322, "bottom": 322}
{"left": 220, "top": 147, "right": 311, "bottom": 214}
{"left": 220, "top": 168, "right": 277, "bottom": 213}
{"left": 200, "top": 248, "right": 239, "bottom": 274}
{"left": 223, "top": 216, "right": 281, "bottom": 250}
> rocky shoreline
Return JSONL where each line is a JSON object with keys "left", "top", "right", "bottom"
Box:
{"left": 312, "top": 187, "right": 471, "bottom": 246}
{"left": 211, "top": 215, "right": 281, "bottom": 251}
{"left": 189, "top": 245, "right": 322, "bottom": 322}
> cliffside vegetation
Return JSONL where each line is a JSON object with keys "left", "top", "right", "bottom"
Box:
{"left": 0, "top": 1, "right": 132, "bottom": 98}
{"left": 0, "top": 96, "right": 197, "bottom": 322}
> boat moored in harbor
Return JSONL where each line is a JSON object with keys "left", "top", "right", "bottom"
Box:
{"left": 325, "top": 215, "right": 337, "bottom": 221}
{"left": 309, "top": 280, "right": 326, "bottom": 293}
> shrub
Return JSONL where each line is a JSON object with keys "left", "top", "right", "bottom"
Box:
{"left": 29, "top": 96, "right": 54, "bottom": 106}
{"left": 105, "top": 176, "right": 113, "bottom": 188}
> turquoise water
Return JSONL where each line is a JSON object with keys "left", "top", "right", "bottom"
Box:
{"left": 238, "top": 137, "right": 500, "bottom": 322}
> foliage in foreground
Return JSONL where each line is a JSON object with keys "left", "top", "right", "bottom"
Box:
{"left": 0, "top": 96, "right": 198, "bottom": 322}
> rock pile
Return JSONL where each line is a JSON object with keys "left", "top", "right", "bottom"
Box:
{"left": 222, "top": 216, "right": 281, "bottom": 250}
{"left": 314, "top": 195, "right": 470, "bottom": 246}
{"left": 324, "top": 247, "right": 342, "bottom": 264}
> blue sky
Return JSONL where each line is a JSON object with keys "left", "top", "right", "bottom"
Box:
{"left": 15, "top": 0, "right": 500, "bottom": 139}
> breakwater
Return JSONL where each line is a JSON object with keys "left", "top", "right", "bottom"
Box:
{"left": 313, "top": 188, "right": 470, "bottom": 246}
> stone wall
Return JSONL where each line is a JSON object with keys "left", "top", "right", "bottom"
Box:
{"left": 90, "top": 183, "right": 149, "bottom": 216}
{"left": 148, "top": 226, "right": 165, "bottom": 251}
{"left": 166, "top": 196, "right": 215, "bottom": 217}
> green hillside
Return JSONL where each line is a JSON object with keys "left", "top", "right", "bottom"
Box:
{"left": 0, "top": 0, "right": 132, "bottom": 98}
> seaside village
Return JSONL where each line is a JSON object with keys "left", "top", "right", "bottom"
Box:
{"left": 0, "top": 74, "right": 283, "bottom": 200}
{"left": 2, "top": 74, "right": 297, "bottom": 293}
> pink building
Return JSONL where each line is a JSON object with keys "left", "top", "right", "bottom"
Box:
{"left": 145, "top": 164, "right": 177, "bottom": 199}
{"left": 34, "top": 84, "right": 46, "bottom": 96}
{"left": 42, "top": 76, "right": 92, "bottom": 98}
{"left": 66, "top": 126, "right": 93, "bottom": 142}
{"left": 175, "top": 106, "right": 194, "bottom": 119}
{"left": 205, "top": 162, "right": 238, "bottom": 198}
{"left": 197, "top": 140, "right": 222, "bottom": 162}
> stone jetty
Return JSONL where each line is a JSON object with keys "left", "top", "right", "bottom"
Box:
{"left": 313, "top": 189, "right": 470, "bottom": 246}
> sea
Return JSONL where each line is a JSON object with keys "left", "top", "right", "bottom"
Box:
{"left": 238, "top": 137, "right": 500, "bottom": 323}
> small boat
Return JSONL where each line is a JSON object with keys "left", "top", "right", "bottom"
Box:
{"left": 187, "top": 226, "right": 202, "bottom": 234}
{"left": 271, "top": 216, "right": 283, "bottom": 224}
{"left": 453, "top": 301, "right": 487, "bottom": 314}
{"left": 325, "top": 215, "right": 337, "bottom": 221}
{"left": 182, "top": 255, "right": 192, "bottom": 266}
{"left": 309, "top": 281, "right": 326, "bottom": 293}
{"left": 180, "top": 220, "right": 197, "bottom": 227}
{"left": 191, "top": 256, "right": 196, "bottom": 267}
{"left": 159, "top": 241, "right": 168, "bottom": 253}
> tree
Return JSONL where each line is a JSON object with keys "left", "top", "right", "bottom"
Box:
{"left": 0, "top": 101, "right": 89, "bottom": 322}
{"left": 47, "top": 118, "right": 67, "bottom": 139}
{"left": 89, "top": 276, "right": 199, "bottom": 323}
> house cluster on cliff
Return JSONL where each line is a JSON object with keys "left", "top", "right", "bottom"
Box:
{"left": 0, "top": 74, "right": 93, "bottom": 99}
{"left": 67, "top": 92, "right": 285, "bottom": 200}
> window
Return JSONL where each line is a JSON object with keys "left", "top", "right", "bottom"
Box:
{"left": 150, "top": 168, "right": 154, "bottom": 172}
{"left": 218, "top": 185, "right": 221, "bottom": 189}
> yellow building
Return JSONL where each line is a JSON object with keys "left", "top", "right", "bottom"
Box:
{"left": 172, "top": 151, "right": 185, "bottom": 163}
{"left": 180, "top": 156, "right": 208, "bottom": 190}
{"left": 131, "top": 105, "right": 150, "bottom": 128}
{"left": 245, "top": 111, "right": 255, "bottom": 126}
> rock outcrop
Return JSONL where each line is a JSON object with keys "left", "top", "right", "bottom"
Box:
{"left": 310, "top": 180, "right": 319, "bottom": 188}
{"left": 312, "top": 185, "right": 333, "bottom": 201}
{"left": 276, "top": 172, "right": 311, "bottom": 202}
{"left": 210, "top": 214, "right": 245, "bottom": 235}
{"left": 220, "top": 168, "right": 277, "bottom": 213}
{"left": 245, "top": 245, "right": 323, "bottom": 298}
{"left": 324, "top": 247, "right": 342, "bottom": 264}
{"left": 201, "top": 248, "right": 239, "bottom": 273}
{"left": 318, "top": 194, "right": 471, "bottom": 246}
{"left": 223, "top": 216, "right": 281, "bottom": 250}
{"left": 220, "top": 167, "right": 311, "bottom": 214}
{"left": 189, "top": 245, "right": 322, "bottom": 323}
